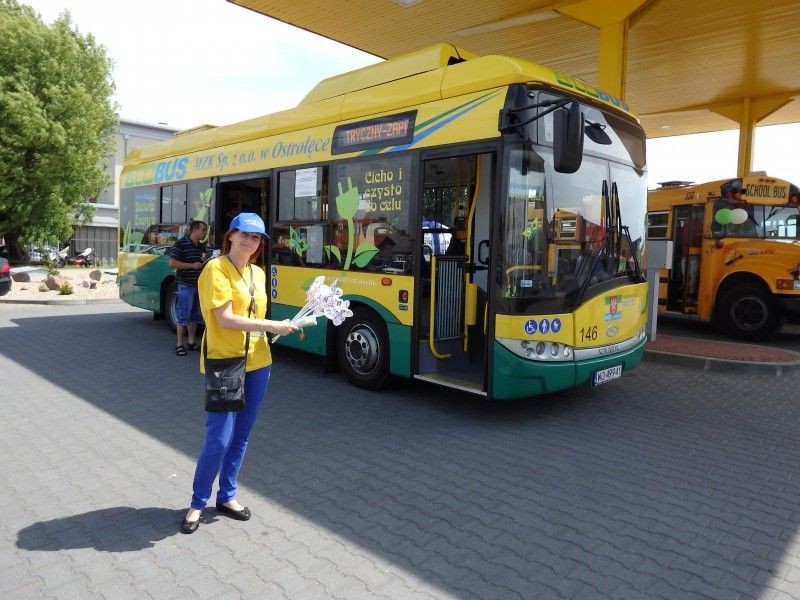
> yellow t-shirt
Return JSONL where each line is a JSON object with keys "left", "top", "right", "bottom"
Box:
{"left": 198, "top": 256, "right": 272, "bottom": 373}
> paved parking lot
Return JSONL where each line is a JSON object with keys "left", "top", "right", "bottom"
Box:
{"left": 2, "top": 302, "right": 800, "bottom": 599}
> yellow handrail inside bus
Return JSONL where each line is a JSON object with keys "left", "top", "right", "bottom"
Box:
{"left": 428, "top": 256, "right": 451, "bottom": 359}
{"left": 463, "top": 163, "right": 481, "bottom": 351}
{"left": 505, "top": 265, "right": 542, "bottom": 274}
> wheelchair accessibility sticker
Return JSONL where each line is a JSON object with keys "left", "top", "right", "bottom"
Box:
{"left": 524, "top": 319, "right": 537, "bottom": 335}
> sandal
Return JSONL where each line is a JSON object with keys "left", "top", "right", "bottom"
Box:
{"left": 176, "top": 345, "right": 187, "bottom": 356}
{"left": 186, "top": 342, "right": 201, "bottom": 352}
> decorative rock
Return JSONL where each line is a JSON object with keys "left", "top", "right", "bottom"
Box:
{"left": 81, "top": 280, "right": 91, "bottom": 288}
{"left": 45, "top": 275, "right": 65, "bottom": 291}
{"left": 11, "top": 272, "right": 30, "bottom": 282}
{"left": 89, "top": 269, "right": 102, "bottom": 282}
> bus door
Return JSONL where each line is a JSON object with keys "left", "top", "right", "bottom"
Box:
{"left": 216, "top": 174, "right": 270, "bottom": 262}
{"left": 667, "top": 204, "right": 703, "bottom": 312}
{"left": 415, "top": 152, "right": 493, "bottom": 395}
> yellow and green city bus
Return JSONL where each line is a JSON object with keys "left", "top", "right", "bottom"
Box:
{"left": 119, "top": 43, "right": 648, "bottom": 400}
{"left": 647, "top": 175, "right": 800, "bottom": 340}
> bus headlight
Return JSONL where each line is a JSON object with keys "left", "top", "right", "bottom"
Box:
{"left": 497, "top": 338, "right": 575, "bottom": 362}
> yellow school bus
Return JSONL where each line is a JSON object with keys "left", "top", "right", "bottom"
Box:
{"left": 119, "top": 43, "right": 649, "bottom": 399}
{"left": 647, "top": 176, "right": 800, "bottom": 340}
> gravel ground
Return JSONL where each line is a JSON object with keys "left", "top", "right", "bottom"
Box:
{"left": 2, "top": 267, "right": 120, "bottom": 303}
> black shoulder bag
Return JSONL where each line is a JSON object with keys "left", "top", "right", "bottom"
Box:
{"left": 203, "top": 260, "right": 254, "bottom": 412}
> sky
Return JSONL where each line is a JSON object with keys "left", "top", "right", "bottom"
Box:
{"left": 18, "top": 0, "right": 800, "bottom": 189}
{"left": 20, "top": 0, "right": 381, "bottom": 129}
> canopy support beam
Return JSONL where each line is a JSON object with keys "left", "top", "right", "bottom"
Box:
{"left": 556, "top": 0, "right": 649, "bottom": 100}
{"left": 710, "top": 94, "right": 793, "bottom": 177}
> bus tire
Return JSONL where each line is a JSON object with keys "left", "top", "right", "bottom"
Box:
{"left": 336, "top": 307, "right": 390, "bottom": 390}
{"left": 165, "top": 280, "right": 179, "bottom": 333}
{"left": 716, "top": 283, "right": 782, "bottom": 341}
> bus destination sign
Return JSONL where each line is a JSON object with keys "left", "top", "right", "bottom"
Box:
{"left": 332, "top": 111, "right": 416, "bottom": 154}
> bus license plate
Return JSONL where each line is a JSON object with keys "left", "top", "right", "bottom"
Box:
{"left": 592, "top": 365, "right": 623, "bottom": 386}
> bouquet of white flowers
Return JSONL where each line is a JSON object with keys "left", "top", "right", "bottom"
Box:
{"left": 272, "top": 276, "right": 353, "bottom": 341}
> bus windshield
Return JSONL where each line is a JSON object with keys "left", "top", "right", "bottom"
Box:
{"left": 497, "top": 97, "right": 647, "bottom": 316}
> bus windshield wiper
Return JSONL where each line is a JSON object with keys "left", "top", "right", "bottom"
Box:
{"left": 613, "top": 182, "right": 645, "bottom": 283}
{"left": 566, "top": 181, "right": 644, "bottom": 309}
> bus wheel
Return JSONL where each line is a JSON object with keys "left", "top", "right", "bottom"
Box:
{"left": 336, "top": 308, "right": 390, "bottom": 390}
{"left": 716, "top": 284, "right": 782, "bottom": 341}
{"left": 165, "top": 280, "right": 179, "bottom": 333}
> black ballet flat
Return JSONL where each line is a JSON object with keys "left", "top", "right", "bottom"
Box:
{"left": 180, "top": 517, "right": 200, "bottom": 534}
{"left": 215, "top": 502, "right": 251, "bottom": 521}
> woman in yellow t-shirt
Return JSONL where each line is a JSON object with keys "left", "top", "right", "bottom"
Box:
{"left": 181, "top": 213, "right": 298, "bottom": 535}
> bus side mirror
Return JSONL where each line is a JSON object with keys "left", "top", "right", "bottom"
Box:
{"left": 554, "top": 102, "right": 584, "bottom": 173}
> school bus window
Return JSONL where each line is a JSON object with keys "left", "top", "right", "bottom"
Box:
{"left": 647, "top": 211, "right": 668, "bottom": 238}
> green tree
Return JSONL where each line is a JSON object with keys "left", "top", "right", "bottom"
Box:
{"left": 0, "top": 0, "right": 117, "bottom": 247}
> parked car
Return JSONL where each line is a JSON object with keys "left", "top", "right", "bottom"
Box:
{"left": 0, "top": 257, "right": 11, "bottom": 296}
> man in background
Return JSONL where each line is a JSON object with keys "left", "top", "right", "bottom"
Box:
{"left": 168, "top": 220, "right": 207, "bottom": 355}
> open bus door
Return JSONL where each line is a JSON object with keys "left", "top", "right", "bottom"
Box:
{"left": 415, "top": 153, "right": 493, "bottom": 395}
{"left": 666, "top": 204, "right": 704, "bottom": 313}
{"left": 215, "top": 174, "right": 270, "bottom": 265}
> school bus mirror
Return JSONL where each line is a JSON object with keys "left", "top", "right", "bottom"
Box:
{"left": 646, "top": 240, "right": 673, "bottom": 270}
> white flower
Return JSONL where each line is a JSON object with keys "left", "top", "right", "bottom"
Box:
{"left": 273, "top": 277, "right": 353, "bottom": 341}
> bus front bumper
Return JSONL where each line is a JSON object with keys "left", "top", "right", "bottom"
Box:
{"left": 491, "top": 338, "right": 647, "bottom": 400}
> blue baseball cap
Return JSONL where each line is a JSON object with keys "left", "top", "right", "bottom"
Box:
{"left": 229, "top": 213, "right": 270, "bottom": 239}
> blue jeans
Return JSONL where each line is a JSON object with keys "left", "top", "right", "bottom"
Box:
{"left": 176, "top": 283, "right": 202, "bottom": 327}
{"left": 190, "top": 366, "right": 271, "bottom": 510}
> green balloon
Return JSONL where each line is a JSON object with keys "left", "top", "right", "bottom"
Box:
{"left": 715, "top": 208, "right": 733, "bottom": 225}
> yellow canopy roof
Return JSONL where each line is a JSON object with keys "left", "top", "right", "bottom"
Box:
{"left": 229, "top": 0, "right": 800, "bottom": 140}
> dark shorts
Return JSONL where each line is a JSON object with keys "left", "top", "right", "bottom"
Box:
{"left": 176, "top": 283, "right": 202, "bottom": 326}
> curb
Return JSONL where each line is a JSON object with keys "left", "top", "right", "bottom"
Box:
{"left": 645, "top": 349, "right": 800, "bottom": 376}
{"left": 0, "top": 298, "right": 122, "bottom": 306}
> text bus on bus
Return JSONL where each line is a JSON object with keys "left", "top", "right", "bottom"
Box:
{"left": 119, "top": 44, "right": 648, "bottom": 400}
{"left": 647, "top": 175, "right": 800, "bottom": 340}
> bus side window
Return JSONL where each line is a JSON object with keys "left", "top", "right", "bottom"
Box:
{"left": 788, "top": 215, "right": 798, "bottom": 238}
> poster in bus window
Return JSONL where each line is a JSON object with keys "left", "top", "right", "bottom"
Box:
{"left": 121, "top": 188, "right": 158, "bottom": 249}
{"left": 331, "top": 157, "right": 413, "bottom": 272}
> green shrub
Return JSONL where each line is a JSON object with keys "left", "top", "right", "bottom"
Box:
{"left": 59, "top": 282, "right": 74, "bottom": 295}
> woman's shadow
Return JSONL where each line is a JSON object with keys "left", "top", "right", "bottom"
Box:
{"left": 17, "top": 507, "right": 214, "bottom": 552}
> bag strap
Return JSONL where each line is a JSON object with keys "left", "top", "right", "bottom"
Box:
{"left": 203, "top": 257, "right": 254, "bottom": 361}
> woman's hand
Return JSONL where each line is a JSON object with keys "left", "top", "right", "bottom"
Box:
{"left": 267, "top": 319, "right": 300, "bottom": 336}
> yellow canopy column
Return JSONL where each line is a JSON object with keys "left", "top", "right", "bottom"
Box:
{"left": 556, "top": 0, "right": 650, "bottom": 100}
{"left": 710, "top": 94, "right": 794, "bottom": 177}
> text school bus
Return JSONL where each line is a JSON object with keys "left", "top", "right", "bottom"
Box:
{"left": 647, "top": 176, "right": 800, "bottom": 341}
{"left": 119, "top": 44, "right": 649, "bottom": 400}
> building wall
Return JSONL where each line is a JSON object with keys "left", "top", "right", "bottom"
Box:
{"left": 87, "top": 120, "right": 178, "bottom": 264}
